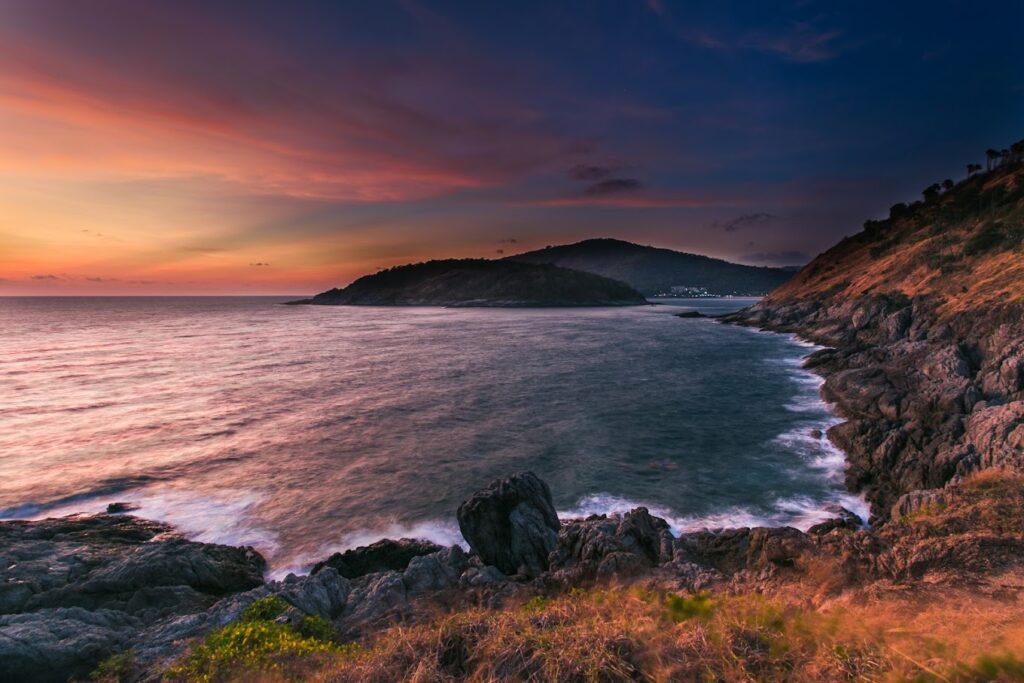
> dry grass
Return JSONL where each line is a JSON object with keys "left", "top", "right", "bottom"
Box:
{"left": 192, "top": 587, "right": 1024, "bottom": 683}
{"left": 899, "top": 470, "right": 1024, "bottom": 535}
{"left": 159, "top": 475, "right": 1024, "bottom": 682}
{"left": 768, "top": 165, "right": 1024, "bottom": 315}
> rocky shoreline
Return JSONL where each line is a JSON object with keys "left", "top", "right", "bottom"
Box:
{"left": 726, "top": 295, "right": 1024, "bottom": 522}
{"left": 6, "top": 456, "right": 1022, "bottom": 681}
{"left": 3, "top": 291, "right": 1022, "bottom": 681}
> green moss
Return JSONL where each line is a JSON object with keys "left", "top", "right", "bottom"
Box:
{"left": 167, "top": 620, "right": 356, "bottom": 682}
{"left": 665, "top": 592, "right": 714, "bottom": 622}
{"left": 297, "top": 614, "right": 339, "bottom": 643}
{"left": 239, "top": 595, "right": 289, "bottom": 622}
{"left": 951, "top": 653, "right": 1024, "bottom": 681}
{"left": 89, "top": 650, "right": 136, "bottom": 682}
{"left": 168, "top": 596, "right": 358, "bottom": 682}
{"left": 523, "top": 595, "right": 549, "bottom": 613}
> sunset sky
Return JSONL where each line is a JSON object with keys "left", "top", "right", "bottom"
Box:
{"left": 1, "top": 0, "right": 1021, "bottom": 295}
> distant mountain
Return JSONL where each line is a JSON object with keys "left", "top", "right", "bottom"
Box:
{"left": 506, "top": 238, "right": 794, "bottom": 296}
{"left": 297, "top": 259, "right": 648, "bottom": 307}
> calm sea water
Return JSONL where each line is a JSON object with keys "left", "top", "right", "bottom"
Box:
{"left": 0, "top": 297, "right": 864, "bottom": 576}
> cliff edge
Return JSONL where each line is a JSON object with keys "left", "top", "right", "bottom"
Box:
{"left": 728, "top": 152, "right": 1024, "bottom": 520}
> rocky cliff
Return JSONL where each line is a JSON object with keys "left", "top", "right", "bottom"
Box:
{"left": 727, "top": 160, "right": 1024, "bottom": 520}
{"left": 7, "top": 468, "right": 1024, "bottom": 681}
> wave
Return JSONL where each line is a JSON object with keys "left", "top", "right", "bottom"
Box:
{"left": 0, "top": 485, "right": 280, "bottom": 560}
{"left": 558, "top": 490, "right": 867, "bottom": 536}
{"left": 267, "top": 518, "right": 466, "bottom": 581}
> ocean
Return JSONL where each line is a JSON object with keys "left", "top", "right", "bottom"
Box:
{"left": 0, "top": 296, "right": 865, "bottom": 577}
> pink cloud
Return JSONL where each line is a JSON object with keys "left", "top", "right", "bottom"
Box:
{"left": 0, "top": 2, "right": 586, "bottom": 203}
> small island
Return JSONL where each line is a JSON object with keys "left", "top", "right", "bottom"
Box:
{"left": 291, "top": 258, "right": 649, "bottom": 307}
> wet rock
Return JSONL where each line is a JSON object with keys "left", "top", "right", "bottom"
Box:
{"left": 457, "top": 471, "right": 560, "bottom": 576}
{"left": 807, "top": 506, "right": 863, "bottom": 535}
{"left": 0, "top": 514, "right": 266, "bottom": 682}
{"left": 0, "top": 607, "right": 140, "bottom": 683}
{"left": 402, "top": 546, "right": 468, "bottom": 593}
{"left": 106, "top": 502, "right": 139, "bottom": 514}
{"left": 550, "top": 508, "right": 672, "bottom": 581}
{"left": 338, "top": 571, "right": 409, "bottom": 633}
{"left": 311, "top": 538, "right": 444, "bottom": 579}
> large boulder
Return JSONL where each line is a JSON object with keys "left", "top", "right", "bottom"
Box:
{"left": 311, "top": 538, "right": 443, "bottom": 578}
{"left": 457, "top": 472, "right": 560, "bottom": 576}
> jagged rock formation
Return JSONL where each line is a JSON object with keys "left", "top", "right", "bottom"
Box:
{"left": 727, "top": 162, "right": 1024, "bottom": 520}
{"left": 0, "top": 515, "right": 264, "bottom": 683}
{"left": 295, "top": 258, "right": 648, "bottom": 307}
{"left": 6, "top": 466, "right": 1024, "bottom": 681}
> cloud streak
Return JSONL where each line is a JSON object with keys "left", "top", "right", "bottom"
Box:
{"left": 714, "top": 212, "right": 779, "bottom": 232}
{"left": 0, "top": 2, "right": 591, "bottom": 204}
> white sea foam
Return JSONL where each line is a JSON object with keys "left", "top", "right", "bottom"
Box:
{"left": 11, "top": 487, "right": 282, "bottom": 559}
{"left": 122, "top": 488, "right": 280, "bottom": 554}
{"left": 267, "top": 518, "right": 467, "bottom": 581}
{"left": 558, "top": 490, "right": 867, "bottom": 536}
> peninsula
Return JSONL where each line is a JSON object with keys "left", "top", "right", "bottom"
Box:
{"left": 292, "top": 259, "right": 648, "bottom": 307}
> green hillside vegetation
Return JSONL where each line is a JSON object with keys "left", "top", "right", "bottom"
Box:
{"left": 772, "top": 139, "right": 1024, "bottom": 313}
{"left": 507, "top": 238, "right": 794, "bottom": 296}
{"left": 305, "top": 258, "right": 648, "bottom": 307}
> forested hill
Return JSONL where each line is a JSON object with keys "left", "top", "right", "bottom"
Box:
{"left": 300, "top": 259, "right": 648, "bottom": 307}
{"left": 506, "top": 238, "right": 794, "bottom": 296}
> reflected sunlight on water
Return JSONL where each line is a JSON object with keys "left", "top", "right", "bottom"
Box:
{"left": 0, "top": 297, "right": 864, "bottom": 574}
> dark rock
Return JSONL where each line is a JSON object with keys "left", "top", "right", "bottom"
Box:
{"left": 675, "top": 311, "right": 707, "bottom": 318}
{"left": 889, "top": 489, "right": 947, "bottom": 520}
{"left": 273, "top": 568, "right": 351, "bottom": 619}
{"left": 459, "top": 564, "right": 507, "bottom": 587}
{"left": 311, "top": 538, "right": 444, "bottom": 579}
{"left": 0, "top": 514, "right": 266, "bottom": 682}
{"left": 550, "top": 508, "right": 673, "bottom": 581}
{"left": 132, "top": 569, "right": 353, "bottom": 673}
{"left": 337, "top": 571, "right": 409, "bottom": 632}
{"left": 457, "top": 471, "right": 560, "bottom": 576}
{"left": 807, "top": 506, "right": 863, "bottom": 535}
{"left": 677, "top": 526, "right": 810, "bottom": 574}
{"left": 401, "top": 546, "right": 468, "bottom": 593}
{"left": 0, "top": 607, "right": 140, "bottom": 683}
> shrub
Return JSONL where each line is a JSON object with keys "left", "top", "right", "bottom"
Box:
{"left": 664, "top": 592, "right": 714, "bottom": 622}
{"left": 953, "top": 653, "right": 1024, "bottom": 681}
{"left": 239, "top": 595, "right": 289, "bottom": 622}
{"left": 167, "top": 620, "right": 350, "bottom": 682}
{"left": 89, "top": 650, "right": 136, "bottom": 682}
{"left": 167, "top": 595, "right": 356, "bottom": 682}
{"left": 297, "top": 614, "right": 339, "bottom": 643}
{"left": 964, "top": 222, "right": 1007, "bottom": 256}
